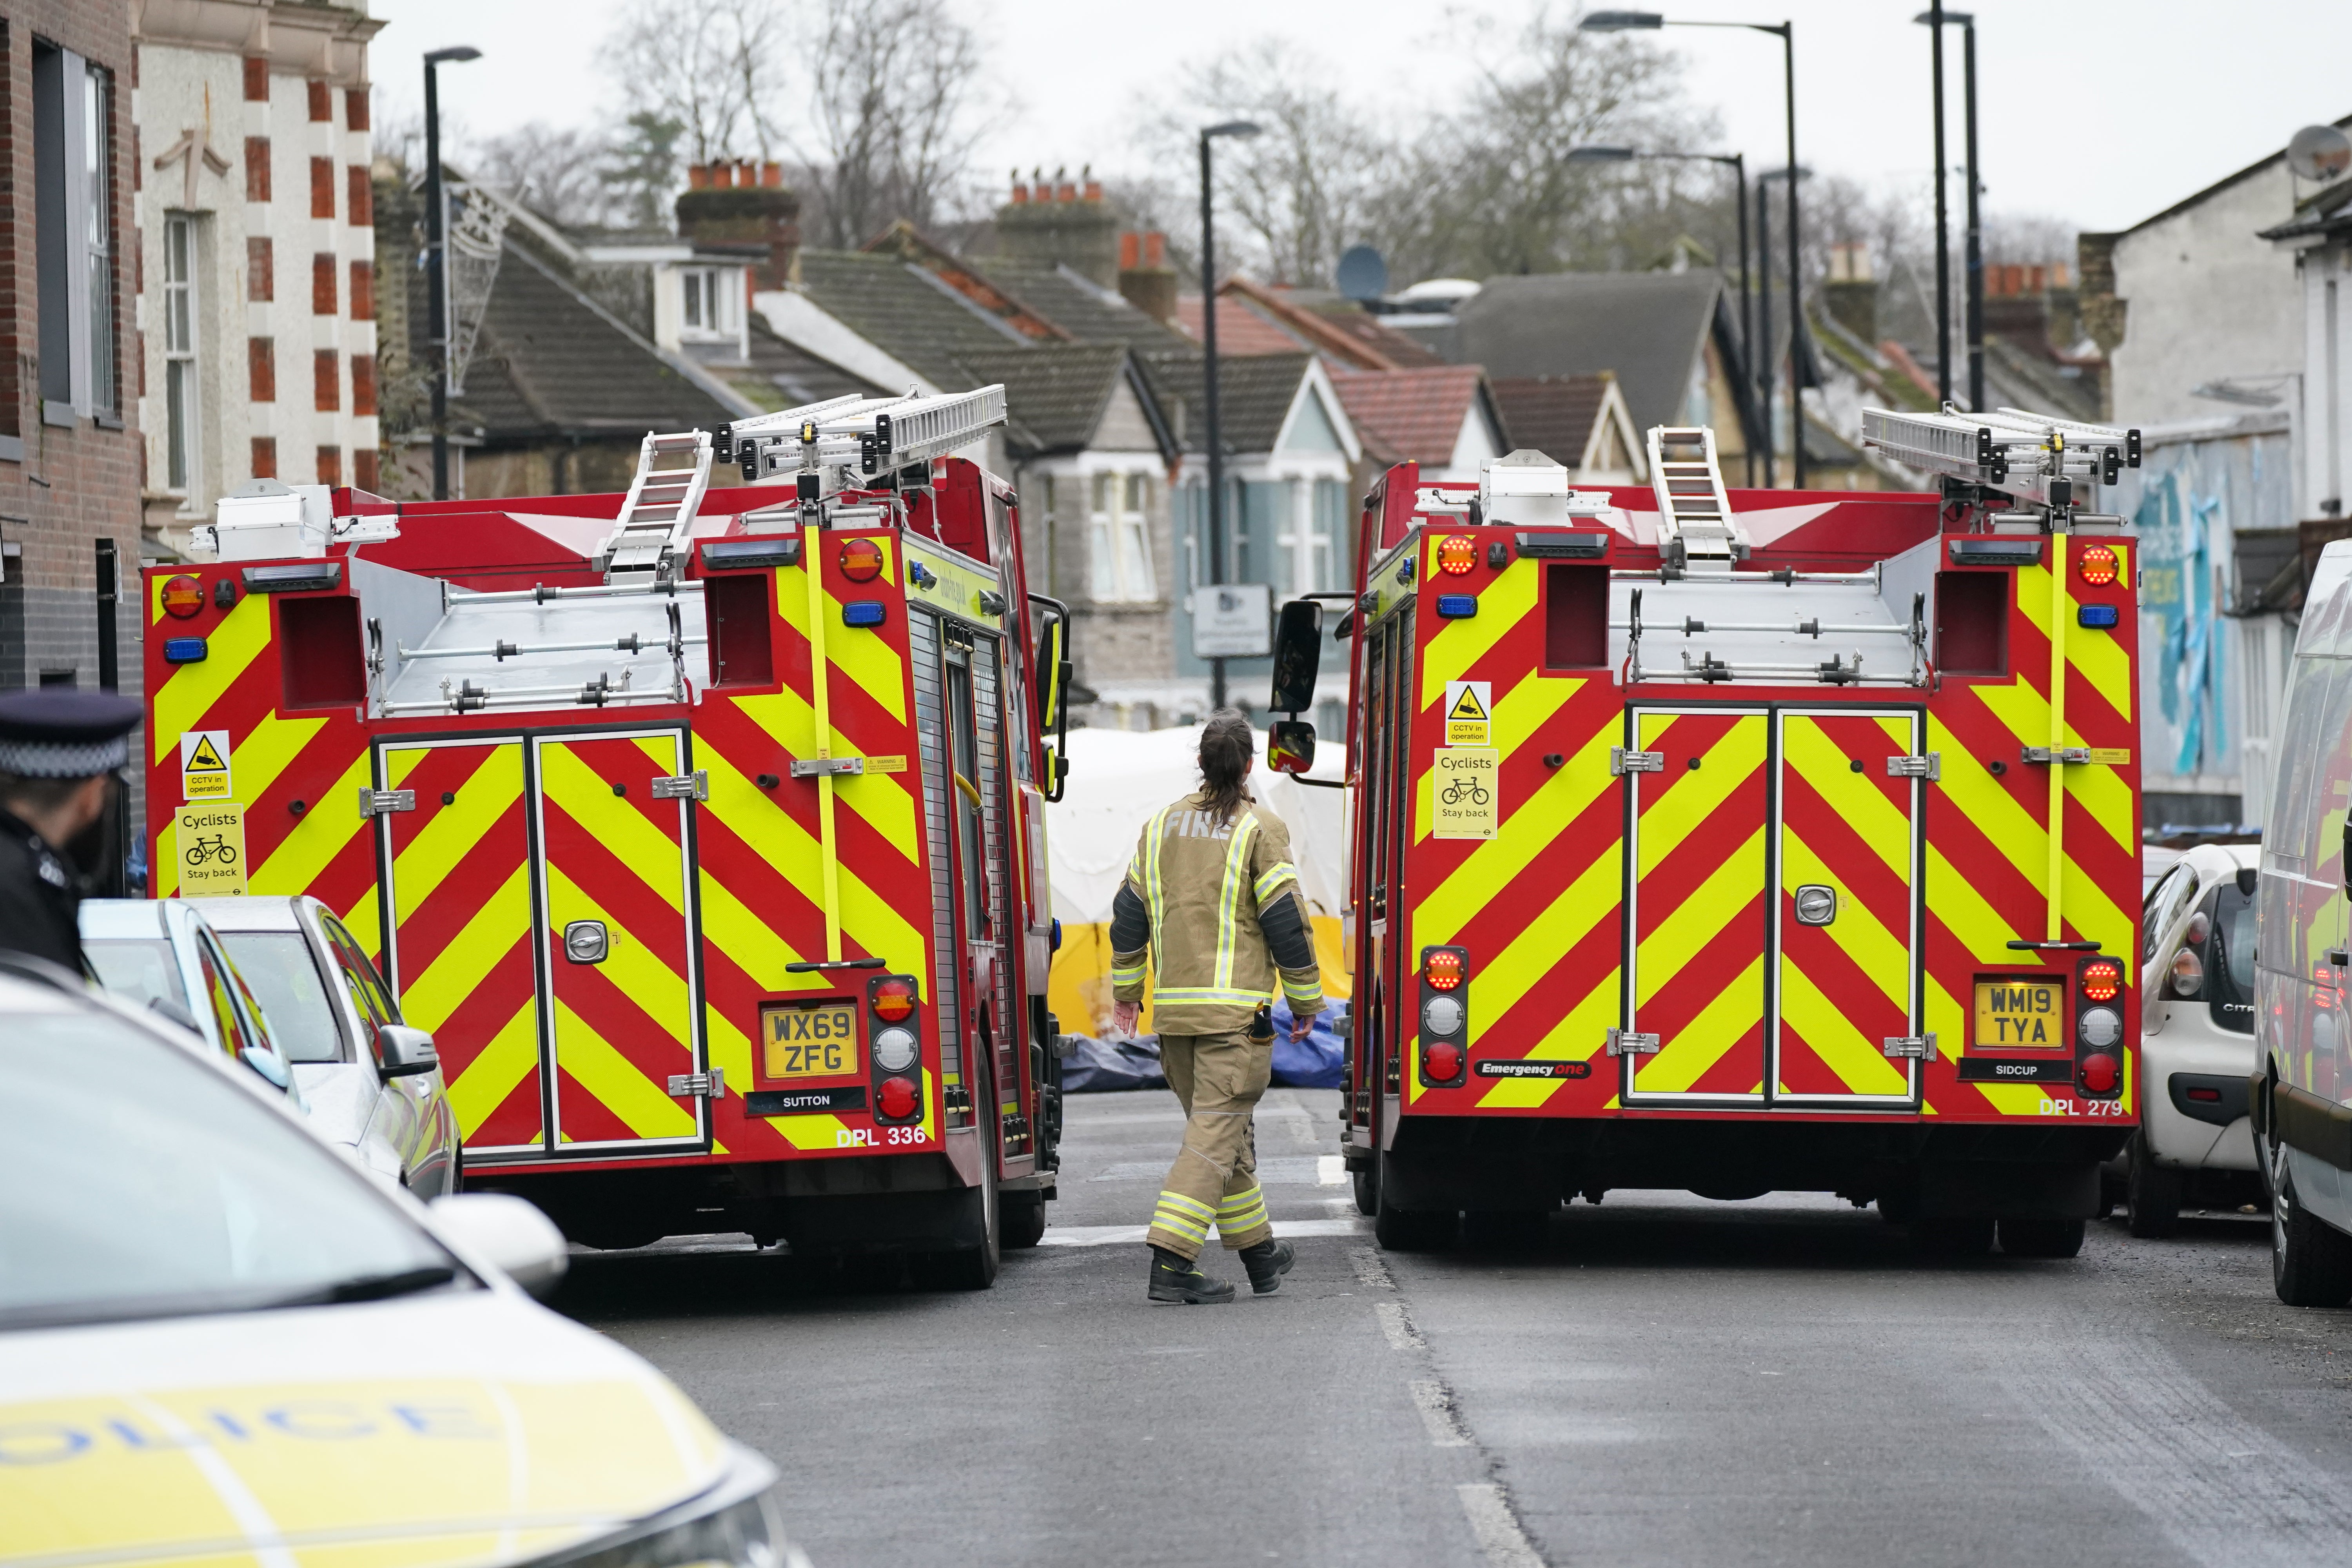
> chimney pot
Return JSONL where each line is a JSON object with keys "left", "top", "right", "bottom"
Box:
{"left": 1083, "top": 179, "right": 1102, "bottom": 202}
{"left": 1145, "top": 232, "right": 1167, "bottom": 269}
{"left": 1056, "top": 180, "right": 1077, "bottom": 203}
{"left": 1012, "top": 181, "right": 1029, "bottom": 204}
{"left": 1120, "top": 232, "right": 1140, "bottom": 269}
{"left": 762, "top": 161, "right": 782, "bottom": 188}
{"left": 688, "top": 163, "right": 711, "bottom": 189}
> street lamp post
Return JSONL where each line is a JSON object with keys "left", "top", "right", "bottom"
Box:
{"left": 423, "top": 45, "right": 482, "bottom": 503}
{"left": 1583, "top": 12, "right": 1801, "bottom": 485}
{"left": 1569, "top": 145, "right": 1754, "bottom": 483}
{"left": 1917, "top": 9, "right": 1982, "bottom": 411}
{"left": 1198, "top": 119, "right": 1260, "bottom": 714}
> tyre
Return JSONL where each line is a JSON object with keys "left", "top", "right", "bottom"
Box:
{"left": 1001, "top": 1189, "right": 1046, "bottom": 1250}
{"left": 1373, "top": 1153, "right": 1455, "bottom": 1252}
{"left": 2125, "top": 1132, "right": 2183, "bottom": 1239}
{"left": 2269, "top": 1132, "right": 2352, "bottom": 1307}
{"left": 1998, "top": 1216, "right": 2086, "bottom": 1258}
{"left": 1910, "top": 1216, "right": 1994, "bottom": 1256}
{"left": 926, "top": 1138, "right": 1001, "bottom": 1290}
{"left": 1351, "top": 1163, "right": 1378, "bottom": 1217}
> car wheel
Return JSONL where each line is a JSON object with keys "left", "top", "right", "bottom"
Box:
{"left": 1000, "top": 1189, "right": 1046, "bottom": 1250}
{"left": 1373, "top": 1152, "right": 1455, "bottom": 1252}
{"left": 2125, "top": 1131, "right": 2183, "bottom": 1239}
{"left": 2269, "top": 1125, "right": 2352, "bottom": 1307}
{"left": 1910, "top": 1216, "right": 1994, "bottom": 1257}
{"left": 1998, "top": 1216, "right": 2086, "bottom": 1258}
{"left": 1351, "top": 1162, "right": 1378, "bottom": 1217}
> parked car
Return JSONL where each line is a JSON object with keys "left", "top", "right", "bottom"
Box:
{"left": 2114, "top": 841, "right": 2264, "bottom": 1236}
{"left": 78, "top": 897, "right": 304, "bottom": 1101}
{"left": 0, "top": 958, "right": 800, "bottom": 1568}
{"left": 82, "top": 895, "right": 458, "bottom": 1197}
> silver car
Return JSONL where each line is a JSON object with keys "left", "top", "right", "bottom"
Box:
{"left": 82, "top": 896, "right": 459, "bottom": 1198}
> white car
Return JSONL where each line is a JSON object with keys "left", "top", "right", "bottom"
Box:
{"left": 82, "top": 895, "right": 459, "bottom": 1198}
{"left": 0, "top": 958, "right": 800, "bottom": 1568}
{"left": 2122, "top": 842, "right": 2265, "bottom": 1236}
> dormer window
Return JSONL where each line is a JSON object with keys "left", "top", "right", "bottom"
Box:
{"left": 679, "top": 266, "right": 738, "bottom": 339}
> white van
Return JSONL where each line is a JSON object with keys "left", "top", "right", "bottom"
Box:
{"left": 2254, "top": 539, "right": 2352, "bottom": 1304}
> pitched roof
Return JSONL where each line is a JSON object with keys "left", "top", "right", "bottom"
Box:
{"left": 740, "top": 318, "right": 887, "bottom": 409}
{"left": 1487, "top": 374, "right": 1614, "bottom": 469}
{"left": 793, "top": 249, "right": 1031, "bottom": 390}
{"left": 978, "top": 257, "right": 1192, "bottom": 350}
{"left": 1137, "top": 351, "right": 1316, "bottom": 454}
{"left": 1172, "top": 294, "right": 1316, "bottom": 356}
{"left": 445, "top": 234, "right": 741, "bottom": 443}
{"left": 1331, "top": 365, "right": 1489, "bottom": 467}
{"left": 1447, "top": 272, "right": 1720, "bottom": 434}
{"left": 950, "top": 343, "right": 1153, "bottom": 456}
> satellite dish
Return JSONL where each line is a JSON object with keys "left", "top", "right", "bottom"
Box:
{"left": 2288, "top": 124, "right": 2352, "bottom": 183}
{"left": 1336, "top": 244, "right": 1389, "bottom": 303}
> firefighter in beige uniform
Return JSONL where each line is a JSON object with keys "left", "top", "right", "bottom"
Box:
{"left": 1111, "top": 711, "right": 1323, "bottom": 1303}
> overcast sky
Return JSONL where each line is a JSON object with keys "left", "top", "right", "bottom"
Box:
{"left": 370, "top": 0, "right": 2352, "bottom": 257}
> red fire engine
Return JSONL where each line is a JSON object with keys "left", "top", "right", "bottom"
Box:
{"left": 142, "top": 388, "right": 1073, "bottom": 1286}
{"left": 1264, "top": 409, "right": 2144, "bottom": 1257}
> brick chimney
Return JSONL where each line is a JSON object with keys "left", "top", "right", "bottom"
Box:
{"left": 1118, "top": 230, "right": 1177, "bottom": 324}
{"left": 995, "top": 164, "right": 1119, "bottom": 288}
{"left": 675, "top": 161, "right": 801, "bottom": 289}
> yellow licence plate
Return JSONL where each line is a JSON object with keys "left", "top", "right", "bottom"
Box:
{"left": 761, "top": 1004, "right": 861, "bottom": 1078}
{"left": 1973, "top": 981, "right": 2065, "bottom": 1049}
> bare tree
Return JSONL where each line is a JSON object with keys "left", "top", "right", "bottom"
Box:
{"left": 470, "top": 123, "right": 628, "bottom": 230}
{"left": 600, "top": 0, "right": 784, "bottom": 166}
{"left": 796, "top": 0, "right": 998, "bottom": 246}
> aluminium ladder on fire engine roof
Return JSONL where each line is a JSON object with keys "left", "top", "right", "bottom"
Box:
{"left": 597, "top": 428, "right": 715, "bottom": 585}
{"left": 1646, "top": 425, "right": 1748, "bottom": 568}
{"left": 724, "top": 385, "right": 1009, "bottom": 498}
{"left": 1860, "top": 405, "right": 2141, "bottom": 513}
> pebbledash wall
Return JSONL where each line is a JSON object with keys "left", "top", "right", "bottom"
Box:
{"left": 0, "top": 0, "right": 144, "bottom": 763}
{"left": 131, "top": 0, "right": 381, "bottom": 559}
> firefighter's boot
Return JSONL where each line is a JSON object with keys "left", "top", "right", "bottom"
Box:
{"left": 1148, "top": 1245, "right": 1235, "bottom": 1304}
{"left": 1238, "top": 1238, "right": 1294, "bottom": 1295}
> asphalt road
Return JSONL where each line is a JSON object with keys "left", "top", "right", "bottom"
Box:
{"left": 554, "top": 1089, "right": 2352, "bottom": 1568}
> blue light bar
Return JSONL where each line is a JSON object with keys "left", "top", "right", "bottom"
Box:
{"left": 1436, "top": 594, "right": 1478, "bottom": 619}
{"left": 163, "top": 637, "right": 209, "bottom": 664}
{"left": 2076, "top": 603, "right": 2119, "bottom": 630}
{"left": 843, "top": 601, "right": 887, "bottom": 628}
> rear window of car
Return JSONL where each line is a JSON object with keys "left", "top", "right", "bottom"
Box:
{"left": 85, "top": 938, "right": 187, "bottom": 1012}
{"left": 216, "top": 933, "right": 345, "bottom": 1063}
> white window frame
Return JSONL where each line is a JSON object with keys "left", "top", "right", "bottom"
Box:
{"left": 1087, "top": 469, "right": 1158, "bottom": 603}
{"left": 678, "top": 265, "right": 740, "bottom": 342}
{"left": 34, "top": 45, "right": 116, "bottom": 420}
{"left": 163, "top": 212, "right": 199, "bottom": 503}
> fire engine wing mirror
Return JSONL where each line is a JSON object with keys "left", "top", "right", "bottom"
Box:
{"left": 1029, "top": 593, "right": 1074, "bottom": 803}
{"left": 1269, "top": 600, "right": 1325, "bottom": 714}
{"left": 1268, "top": 719, "right": 1317, "bottom": 775}
{"left": 2239, "top": 864, "right": 2260, "bottom": 899}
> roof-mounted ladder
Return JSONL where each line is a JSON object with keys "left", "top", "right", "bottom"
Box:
{"left": 719, "top": 386, "right": 1009, "bottom": 503}
{"left": 1647, "top": 425, "right": 1745, "bottom": 570}
{"left": 1860, "top": 404, "right": 2140, "bottom": 515}
{"left": 598, "top": 429, "right": 713, "bottom": 584}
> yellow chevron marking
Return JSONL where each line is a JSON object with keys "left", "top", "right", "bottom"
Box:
{"left": 150, "top": 595, "right": 272, "bottom": 763}
{"left": 1975, "top": 1080, "right": 2060, "bottom": 1115}
{"left": 1779, "top": 833, "right": 1909, "bottom": 1016}
{"left": 2064, "top": 754, "right": 2136, "bottom": 855}
{"left": 342, "top": 884, "right": 382, "bottom": 962}
{"left": 716, "top": 997, "right": 855, "bottom": 1147}
{"left": 773, "top": 564, "right": 907, "bottom": 722}
{"left": 1924, "top": 845, "right": 2027, "bottom": 965}
{"left": 544, "top": 865, "right": 692, "bottom": 1044}
{"left": 697, "top": 870, "right": 826, "bottom": 992}
{"left": 1632, "top": 712, "right": 1764, "bottom": 896}
{"left": 1476, "top": 969, "right": 1619, "bottom": 1108}
{"left": 1928, "top": 710, "right": 2047, "bottom": 892}
{"left": 232, "top": 711, "right": 326, "bottom": 801}
{"left": 445, "top": 996, "right": 543, "bottom": 1143}
{"left": 541, "top": 745, "right": 688, "bottom": 913}
{"left": 387, "top": 743, "right": 527, "bottom": 917}
{"left": 1965, "top": 681, "right": 2133, "bottom": 855}
{"left": 550, "top": 998, "right": 697, "bottom": 1142}
{"left": 1466, "top": 824, "right": 1622, "bottom": 1044}
{"left": 1416, "top": 703, "right": 1612, "bottom": 944}
{"left": 2014, "top": 559, "right": 2133, "bottom": 722}
{"left": 1418, "top": 559, "right": 1538, "bottom": 710}
{"left": 401, "top": 861, "right": 534, "bottom": 1034}
{"left": 1780, "top": 718, "right": 1913, "bottom": 884}
{"left": 635, "top": 733, "right": 679, "bottom": 772}
{"left": 1414, "top": 671, "right": 1577, "bottom": 844}
{"left": 696, "top": 743, "right": 926, "bottom": 972}
{"left": 252, "top": 744, "right": 372, "bottom": 897}
{"left": 727, "top": 689, "right": 920, "bottom": 862}
{"left": 1637, "top": 825, "right": 1766, "bottom": 1005}
{"left": 153, "top": 817, "right": 181, "bottom": 899}
{"left": 1634, "top": 953, "right": 1767, "bottom": 1096}
{"left": 1776, "top": 960, "right": 1909, "bottom": 1098}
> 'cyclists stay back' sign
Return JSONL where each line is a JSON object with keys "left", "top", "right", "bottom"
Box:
{"left": 176, "top": 802, "right": 248, "bottom": 896}
{"left": 1433, "top": 747, "right": 1499, "bottom": 839}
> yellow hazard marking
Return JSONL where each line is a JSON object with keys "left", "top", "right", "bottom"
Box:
{"left": 1636, "top": 825, "right": 1766, "bottom": 1006}
{"left": 1928, "top": 711, "right": 2048, "bottom": 891}
{"left": 342, "top": 884, "right": 382, "bottom": 961}
{"left": 726, "top": 689, "right": 920, "bottom": 862}
{"left": 1779, "top": 835, "right": 1909, "bottom": 1016}
{"left": 184, "top": 733, "right": 226, "bottom": 771}
{"left": 1467, "top": 830, "right": 1623, "bottom": 1045}
{"left": 386, "top": 742, "right": 528, "bottom": 918}
{"left": 1924, "top": 845, "right": 2026, "bottom": 965}
{"left": 2013, "top": 560, "right": 2133, "bottom": 722}
{"left": 1776, "top": 961, "right": 1909, "bottom": 1098}
{"left": 1967, "top": 680, "right": 2135, "bottom": 855}
{"left": 179, "top": 731, "right": 231, "bottom": 799}
{"left": 1633, "top": 952, "right": 1767, "bottom": 1096}
{"left": 251, "top": 746, "right": 373, "bottom": 898}
{"left": 539, "top": 746, "right": 688, "bottom": 912}
{"left": 445, "top": 996, "right": 544, "bottom": 1143}
{"left": 1419, "top": 560, "right": 1537, "bottom": 709}
{"left": 1444, "top": 680, "right": 1492, "bottom": 745}
{"left": 1414, "top": 672, "right": 1576, "bottom": 846}
{"left": 1780, "top": 717, "right": 1913, "bottom": 884}
{"left": 149, "top": 594, "right": 271, "bottom": 763}
{"left": 773, "top": 564, "right": 907, "bottom": 722}
{"left": 550, "top": 998, "right": 697, "bottom": 1142}
{"left": 402, "top": 861, "right": 534, "bottom": 1034}
{"left": 1475, "top": 967, "right": 1619, "bottom": 1109}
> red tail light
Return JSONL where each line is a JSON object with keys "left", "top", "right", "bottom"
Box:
{"left": 1426, "top": 1040, "right": 1463, "bottom": 1081}
{"left": 872, "top": 976, "right": 916, "bottom": 1022}
{"left": 1436, "top": 535, "right": 1478, "bottom": 576}
{"left": 2079, "top": 958, "right": 2122, "bottom": 1002}
{"left": 2078, "top": 1053, "right": 2120, "bottom": 1094}
{"left": 877, "top": 1076, "right": 919, "bottom": 1119}
{"left": 2078, "top": 544, "right": 2118, "bottom": 587}
{"left": 1426, "top": 949, "right": 1465, "bottom": 991}
{"left": 162, "top": 575, "right": 204, "bottom": 619}
{"left": 839, "top": 536, "right": 884, "bottom": 582}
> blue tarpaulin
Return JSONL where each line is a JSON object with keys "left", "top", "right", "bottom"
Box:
{"left": 1062, "top": 999, "right": 1348, "bottom": 1093}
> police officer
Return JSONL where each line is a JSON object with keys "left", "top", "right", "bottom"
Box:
{"left": 0, "top": 689, "right": 141, "bottom": 973}
{"left": 1110, "top": 708, "right": 1325, "bottom": 1304}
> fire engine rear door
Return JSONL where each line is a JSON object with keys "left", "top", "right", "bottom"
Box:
{"left": 532, "top": 728, "right": 708, "bottom": 1154}
{"left": 374, "top": 736, "right": 546, "bottom": 1156}
{"left": 1623, "top": 708, "right": 1770, "bottom": 1103}
{"left": 1770, "top": 710, "right": 1923, "bottom": 1105}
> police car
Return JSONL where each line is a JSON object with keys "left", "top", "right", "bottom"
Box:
{"left": 0, "top": 958, "right": 800, "bottom": 1568}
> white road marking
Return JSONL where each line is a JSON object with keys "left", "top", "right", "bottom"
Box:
{"left": 1457, "top": 1483, "right": 1545, "bottom": 1568}
{"left": 1349, "top": 1246, "right": 1397, "bottom": 1289}
{"left": 1410, "top": 1379, "right": 1471, "bottom": 1448}
{"left": 1376, "top": 1300, "right": 1424, "bottom": 1352}
{"left": 1036, "top": 1217, "right": 1372, "bottom": 1247}
{"left": 1316, "top": 1154, "right": 1346, "bottom": 1185}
